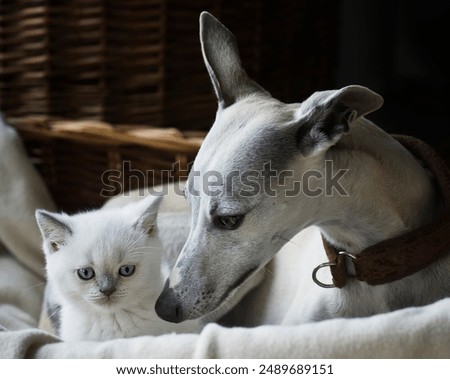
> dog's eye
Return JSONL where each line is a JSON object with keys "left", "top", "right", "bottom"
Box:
{"left": 77, "top": 267, "right": 95, "bottom": 280}
{"left": 119, "top": 265, "right": 135, "bottom": 277}
{"left": 216, "top": 215, "right": 243, "bottom": 230}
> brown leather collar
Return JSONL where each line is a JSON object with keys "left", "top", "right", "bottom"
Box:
{"left": 316, "top": 135, "right": 450, "bottom": 288}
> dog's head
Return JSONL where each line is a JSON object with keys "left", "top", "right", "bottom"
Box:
{"left": 155, "top": 12, "right": 383, "bottom": 322}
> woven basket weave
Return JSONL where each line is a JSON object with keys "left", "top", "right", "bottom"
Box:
{"left": 0, "top": 0, "right": 340, "bottom": 129}
{"left": 12, "top": 116, "right": 204, "bottom": 212}
{"left": 1, "top": 1, "right": 341, "bottom": 212}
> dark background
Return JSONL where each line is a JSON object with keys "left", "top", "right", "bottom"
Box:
{"left": 242, "top": 0, "right": 450, "bottom": 155}
{"left": 334, "top": 0, "right": 450, "bottom": 154}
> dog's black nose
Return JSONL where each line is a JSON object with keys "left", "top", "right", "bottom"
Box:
{"left": 155, "top": 284, "right": 184, "bottom": 323}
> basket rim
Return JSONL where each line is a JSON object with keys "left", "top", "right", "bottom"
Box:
{"left": 10, "top": 116, "right": 205, "bottom": 154}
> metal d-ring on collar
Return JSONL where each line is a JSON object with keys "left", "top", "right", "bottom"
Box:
{"left": 312, "top": 251, "right": 357, "bottom": 288}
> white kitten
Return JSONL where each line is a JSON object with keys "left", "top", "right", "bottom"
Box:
{"left": 35, "top": 195, "right": 199, "bottom": 341}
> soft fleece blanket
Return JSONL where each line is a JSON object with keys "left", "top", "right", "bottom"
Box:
{"left": 1, "top": 117, "right": 449, "bottom": 359}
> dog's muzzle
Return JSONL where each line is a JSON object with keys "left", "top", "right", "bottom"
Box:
{"left": 155, "top": 282, "right": 184, "bottom": 323}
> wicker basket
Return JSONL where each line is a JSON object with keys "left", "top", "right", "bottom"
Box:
{"left": 1, "top": 1, "right": 341, "bottom": 212}
{"left": 12, "top": 116, "right": 204, "bottom": 213}
{"left": 0, "top": 0, "right": 341, "bottom": 129}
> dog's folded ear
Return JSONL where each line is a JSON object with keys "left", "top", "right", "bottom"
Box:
{"left": 333, "top": 85, "right": 384, "bottom": 119}
{"left": 295, "top": 85, "right": 384, "bottom": 157}
{"left": 199, "top": 12, "right": 268, "bottom": 108}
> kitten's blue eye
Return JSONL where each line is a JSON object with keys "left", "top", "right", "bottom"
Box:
{"left": 77, "top": 267, "right": 95, "bottom": 280}
{"left": 119, "top": 265, "right": 135, "bottom": 277}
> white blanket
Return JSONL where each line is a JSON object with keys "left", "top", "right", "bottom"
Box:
{"left": 1, "top": 117, "right": 449, "bottom": 359}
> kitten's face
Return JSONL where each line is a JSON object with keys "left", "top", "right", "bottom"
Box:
{"left": 37, "top": 196, "right": 163, "bottom": 311}
{"left": 47, "top": 226, "right": 159, "bottom": 310}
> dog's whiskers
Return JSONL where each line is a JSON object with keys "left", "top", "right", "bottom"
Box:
{"left": 262, "top": 266, "right": 275, "bottom": 278}
{"left": 273, "top": 234, "right": 301, "bottom": 249}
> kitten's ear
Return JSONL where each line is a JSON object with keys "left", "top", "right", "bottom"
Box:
{"left": 133, "top": 195, "right": 164, "bottom": 235}
{"left": 35, "top": 210, "right": 73, "bottom": 254}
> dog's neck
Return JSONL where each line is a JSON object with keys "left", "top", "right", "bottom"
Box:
{"left": 288, "top": 118, "right": 441, "bottom": 255}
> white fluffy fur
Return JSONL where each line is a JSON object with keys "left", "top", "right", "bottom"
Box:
{"left": 36, "top": 196, "right": 201, "bottom": 341}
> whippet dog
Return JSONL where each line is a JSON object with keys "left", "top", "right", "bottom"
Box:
{"left": 155, "top": 12, "right": 450, "bottom": 324}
